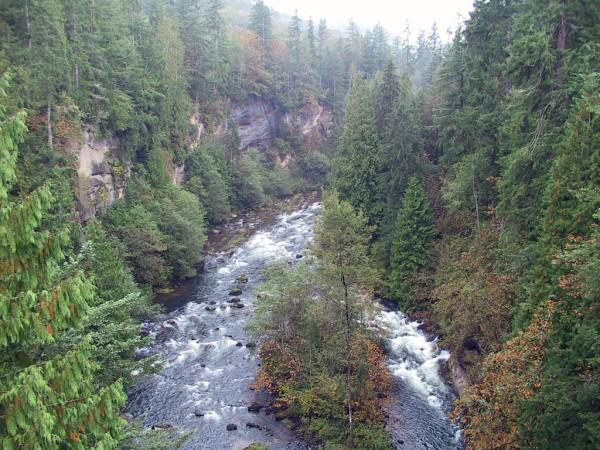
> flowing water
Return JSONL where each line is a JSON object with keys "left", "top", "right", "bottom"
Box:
{"left": 127, "top": 202, "right": 463, "bottom": 449}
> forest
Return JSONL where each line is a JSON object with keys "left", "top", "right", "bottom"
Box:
{"left": 0, "top": 0, "right": 599, "bottom": 449}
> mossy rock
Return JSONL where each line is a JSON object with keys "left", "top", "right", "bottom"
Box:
{"left": 229, "top": 288, "right": 243, "bottom": 296}
{"left": 243, "top": 444, "right": 267, "bottom": 450}
{"left": 236, "top": 274, "right": 249, "bottom": 283}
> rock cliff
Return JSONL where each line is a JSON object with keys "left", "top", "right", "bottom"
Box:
{"left": 227, "top": 96, "right": 332, "bottom": 151}
{"left": 76, "top": 127, "right": 126, "bottom": 221}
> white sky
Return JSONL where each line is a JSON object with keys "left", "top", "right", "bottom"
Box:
{"left": 266, "top": 0, "right": 474, "bottom": 41}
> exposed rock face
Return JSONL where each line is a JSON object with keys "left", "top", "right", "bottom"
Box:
{"left": 231, "top": 98, "right": 281, "bottom": 150}
{"left": 76, "top": 126, "right": 126, "bottom": 221}
{"left": 172, "top": 164, "right": 185, "bottom": 186}
{"left": 283, "top": 102, "right": 333, "bottom": 150}
{"left": 228, "top": 96, "right": 332, "bottom": 151}
{"left": 187, "top": 112, "right": 205, "bottom": 149}
{"left": 450, "top": 358, "right": 470, "bottom": 395}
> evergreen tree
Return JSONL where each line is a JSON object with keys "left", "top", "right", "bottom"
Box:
{"left": 333, "top": 76, "right": 382, "bottom": 225}
{"left": 249, "top": 0, "right": 273, "bottom": 60}
{"left": 388, "top": 177, "right": 434, "bottom": 309}
{"left": 0, "top": 72, "right": 125, "bottom": 450}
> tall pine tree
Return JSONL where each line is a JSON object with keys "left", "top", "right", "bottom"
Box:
{"left": 388, "top": 177, "right": 434, "bottom": 310}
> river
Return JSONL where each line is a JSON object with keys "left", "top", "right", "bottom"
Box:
{"left": 127, "top": 202, "right": 463, "bottom": 449}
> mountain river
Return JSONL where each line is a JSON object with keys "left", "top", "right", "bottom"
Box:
{"left": 127, "top": 202, "right": 463, "bottom": 449}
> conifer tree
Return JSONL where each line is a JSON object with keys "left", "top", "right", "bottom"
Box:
{"left": 389, "top": 177, "right": 434, "bottom": 309}
{"left": 249, "top": 0, "right": 273, "bottom": 60}
{"left": 0, "top": 73, "right": 125, "bottom": 450}
{"left": 333, "top": 76, "right": 382, "bottom": 225}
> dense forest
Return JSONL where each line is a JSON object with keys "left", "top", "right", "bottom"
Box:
{"left": 1, "top": 0, "right": 599, "bottom": 449}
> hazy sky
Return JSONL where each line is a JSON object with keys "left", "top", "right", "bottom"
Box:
{"left": 266, "top": 0, "right": 474, "bottom": 41}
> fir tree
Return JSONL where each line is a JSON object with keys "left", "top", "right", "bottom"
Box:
{"left": 388, "top": 177, "right": 434, "bottom": 309}
{"left": 333, "top": 76, "right": 382, "bottom": 225}
{"left": 0, "top": 72, "right": 125, "bottom": 450}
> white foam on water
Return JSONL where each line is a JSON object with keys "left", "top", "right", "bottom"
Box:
{"left": 377, "top": 310, "right": 450, "bottom": 408}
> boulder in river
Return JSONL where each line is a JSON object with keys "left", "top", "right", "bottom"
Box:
{"left": 193, "top": 407, "right": 205, "bottom": 417}
{"left": 229, "top": 288, "right": 243, "bottom": 296}
{"left": 295, "top": 254, "right": 303, "bottom": 259}
{"left": 230, "top": 302, "right": 245, "bottom": 309}
{"left": 227, "top": 297, "right": 241, "bottom": 304}
{"left": 246, "top": 422, "right": 262, "bottom": 429}
{"left": 248, "top": 401, "right": 263, "bottom": 413}
{"left": 226, "top": 423, "right": 238, "bottom": 431}
{"left": 246, "top": 342, "right": 257, "bottom": 349}
{"left": 205, "top": 306, "right": 216, "bottom": 312}
{"left": 236, "top": 274, "right": 249, "bottom": 283}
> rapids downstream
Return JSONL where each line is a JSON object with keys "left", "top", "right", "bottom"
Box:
{"left": 127, "top": 202, "right": 463, "bottom": 449}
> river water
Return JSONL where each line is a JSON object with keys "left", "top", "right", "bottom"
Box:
{"left": 127, "top": 202, "right": 463, "bottom": 449}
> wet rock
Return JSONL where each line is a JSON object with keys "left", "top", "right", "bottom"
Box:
{"left": 209, "top": 300, "right": 217, "bottom": 305}
{"left": 151, "top": 424, "right": 173, "bottom": 430}
{"left": 227, "top": 297, "right": 242, "bottom": 304}
{"left": 236, "top": 274, "right": 249, "bottom": 283}
{"left": 236, "top": 342, "right": 244, "bottom": 347}
{"left": 248, "top": 401, "right": 263, "bottom": 413}
{"left": 246, "top": 342, "right": 257, "bottom": 349}
{"left": 205, "top": 306, "right": 216, "bottom": 312}
{"left": 229, "top": 288, "right": 243, "bottom": 296}
{"left": 263, "top": 406, "right": 273, "bottom": 415}
{"left": 166, "top": 319, "right": 177, "bottom": 326}
{"left": 193, "top": 408, "right": 205, "bottom": 417}
{"left": 226, "top": 423, "right": 238, "bottom": 431}
{"left": 246, "top": 422, "right": 262, "bottom": 430}
{"left": 295, "top": 254, "right": 303, "bottom": 259}
{"left": 397, "top": 439, "right": 404, "bottom": 445}
{"left": 231, "top": 303, "right": 245, "bottom": 309}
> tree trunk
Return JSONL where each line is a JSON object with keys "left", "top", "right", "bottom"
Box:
{"left": 25, "top": 0, "right": 32, "bottom": 49}
{"left": 47, "top": 101, "right": 53, "bottom": 150}
{"left": 555, "top": 5, "right": 567, "bottom": 87}
{"left": 342, "top": 273, "right": 354, "bottom": 449}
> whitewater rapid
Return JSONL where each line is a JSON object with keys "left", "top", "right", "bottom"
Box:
{"left": 127, "top": 202, "right": 463, "bottom": 449}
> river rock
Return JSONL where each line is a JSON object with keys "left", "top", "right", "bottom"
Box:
{"left": 236, "top": 274, "right": 249, "bottom": 283}
{"left": 295, "top": 254, "right": 303, "bottom": 259}
{"left": 227, "top": 297, "right": 241, "bottom": 303}
{"left": 246, "top": 342, "right": 257, "bottom": 349}
{"left": 205, "top": 306, "right": 216, "bottom": 312}
{"left": 193, "top": 407, "right": 205, "bottom": 417}
{"left": 152, "top": 423, "right": 173, "bottom": 430}
{"left": 230, "top": 302, "right": 245, "bottom": 309}
{"left": 248, "top": 401, "right": 263, "bottom": 413}
{"left": 236, "top": 342, "right": 243, "bottom": 347}
{"left": 226, "top": 423, "right": 238, "bottom": 431}
{"left": 246, "top": 422, "right": 262, "bottom": 429}
{"left": 229, "top": 288, "right": 243, "bottom": 296}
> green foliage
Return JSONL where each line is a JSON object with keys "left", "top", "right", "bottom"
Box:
{"left": 232, "top": 149, "right": 267, "bottom": 209}
{"left": 79, "top": 220, "right": 159, "bottom": 387}
{"left": 150, "top": 186, "right": 206, "bottom": 279}
{"left": 0, "top": 74, "right": 125, "bottom": 449}
{"left": 388, "top": 177, "right": 434, "bottom": 310}
{"left": 333, "top": 77, "right": 382, "bottom": 226}
{"left": 105, "top": 200, "right": 170, "bottom": 287}
{"left": 185, "top": 142, "right": 232, "bottom": 224}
